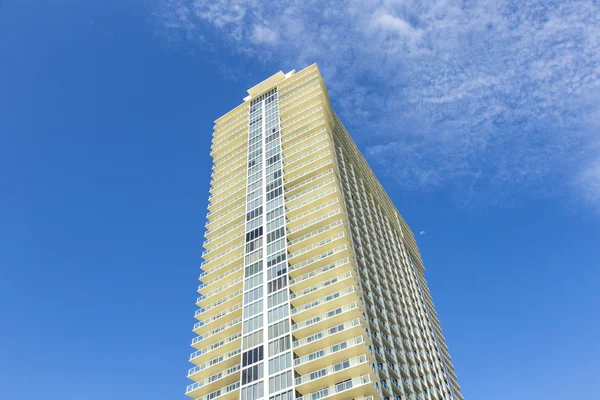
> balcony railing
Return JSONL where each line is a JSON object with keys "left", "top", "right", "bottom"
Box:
{"left": 295, "top": 377, "right": 373, "bottom": 400}
{"left": 294, "top": 335, "right": 365, "bottom": 366}
{"left": 185, "top": 364, "right": 240, "bottom": 394}
{"left": 187, "top": 347, "right": 241, "bottom": 377}
{"left": 295, "top": 354, "right": 368, "bottom": 385}
{"left": 194, "top": 381, "right": 240, "bottom": 400}
{"left": 293, "top": 318, "right": 362, "bottom": 349}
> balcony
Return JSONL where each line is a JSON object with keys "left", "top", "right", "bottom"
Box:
{"left": 287, "top": 219, "right": 346, "bottom": 254}
{"left": 288, "top": 232, "right": 348, "bottom": 265}
{"left": 290, "top": 271, "right": 355, "bottom": 307}
{"left": 284, "top": 143, "right": 331, "bottom": 176}
{"left": 191, "top": 317, "right": 242, "bottom": 349}
{"left": 198, "top": 275, "right": 243, "bottom": 302}
{"left": 293, "top": 317, "right": 365, "bottom": 355}
{"left": 294, "top": 354, "right": 371, "bottom": 395}
{"left": 193, "top": 303, "right": 242, "bottom": 335}
{"left": 283, "top": 150, "right": 333, "bottom": 183}
{"left": 285, "top": 169, "right": 336, "bottom": 200}
{"left": 281, "top": 122, "right": 327, "bottom": 150}
{"left": 294, "top": 335, "right": 371, "bottom": 375}
{"left": 192, "top": 381, "right": 240, "bottom": 400}
{"left": 283, "top": 134, "right": 330, "bottom": 164}
{"left": 282, "top": 123, "right": 327, "bottom": 156}
{"left": 200, "top": 248, "right": 244, "bottom": 278}
{"left": 205, "top": 211, "right": 245, "bottom": 236}
{"left": 291, "top": 286, "right": 359, "bottom": 323}
{"left": 203, "top": 219, "right": 244, "bottom": 249}
{"left": 286, "top": 197, "right": 339, "bottom": 228}
{"left": 292, "top": 301, "right": 364, "bottom": 339}
{"left": 289, "top": 257, "right": 352, "bottom": 292}
{"left": 285, "top": 186, "right": 340, "bottom": 220}
{"left": 194, "top": 289, "right": 242, "bottom": 320}
{"left": 288, "top": 245, "right": 352, "bottom": 279}
{"left": 197, "top": 265, "right": 244, "bottom": 304}
{"left": 296, "top": 377, "right": 376, "bottom": 400}
{"left": 201, "top": 232, "right": 244, "bottom": 261}
{"left": 187, "top": 347, "right": 241, "bottom": 381}
{"left": 189, "top": 331, "right": 241, "bottom": 365}
{"left": 208, "top": 187, "right": 245, "bottom": 214}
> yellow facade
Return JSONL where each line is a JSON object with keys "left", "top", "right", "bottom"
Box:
{"left": 186, "top": 65, "right": 461, "bottom": 400}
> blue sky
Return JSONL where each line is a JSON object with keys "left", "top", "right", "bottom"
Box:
{"left": 0, "top": 0, "right": 598, "bottom": 399}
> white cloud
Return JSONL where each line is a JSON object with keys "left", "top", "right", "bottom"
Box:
{"left": 154, "top": 0, "right": 600, "bottom": 209}
{"left": 420, "top": 231, "right": 426, "bottom": 236}
{"left": 251, "top": 25, "right": 279, "bottom": 45}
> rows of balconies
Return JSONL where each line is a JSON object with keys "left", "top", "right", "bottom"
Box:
{"left": 209, "top": 174, "right": 246, "bottom": 202}
{"left": 288, "top": 231, "right": 346, "bottom": 262}
{"left": 207, "top": 185, "right": 245, "bottom": 213}
{"left": 280, "top": 114, "right": 326, "bottom": 141}
{"left": 189, "top": 331, "right": 241, "bottom": 363}
{"left": 290, "top": 271, "right": 354, "bottom": 305}
{"left": 195, "top": 289, "right": 242, "bottom": 319}
{"left": 191, "top": 316, "right": 241, "bottom": 348}
{"left": 201, "top": 241, "right": 244, "bottom": 265}
{"left": 193, "top": 302, "right": 242, "bottom": 334}
{"left": 277, "top": 75, "right": 320, "bottom": 101}
{"left": 211, "top": 136, "right": 246, "bottom": 163}
{"left": 202, "top": 221, "right": 244, "bottom": 250}
{"left": 279, "top": 89, "right": 325, "bottom": 119}
{"left": 209, "top": 168, "right": 245, "bottom": 194}
{"left": 293, "top": 317, "right": 361, "bottom": 351}
{"left": 294, "top": 354, "right": 370, "bottom": 394}
{"left": 292, "top": 301, "right": 363, "bottom": 338}
{"left": 289, "top": 255, "right": 350, "bottom": 287}
{"left": 277, "top": 66, "right": 318, "bottom": 90}
{"left": 288, "top": 220, "right": 344, "bottom": 253}
{"left": 187, "top": 347, "right": 241, "bottom": 380}
{"left": 284, "top": 158, "right": 333, "bottom": 189}
{"left": 211, "top": 146, "right": 245, "bottom": 175}
{"left": 205, "top": 211, "right": 244, "bottom": 237}
{"left": 285, "top": 168, "right": 334, "bottom": 196}
{"left": 288, "top": 245, "right": 350, "bottom": 278}
{"left": 197, "top": 264, "right": 243, "bottom": 301}
{"left": 280, "top": 108, "right": 324, "bottom": 132}
{"left": 283, "top": 134, "right": 330, "bottom": 163}
{"left": 211, "top": 117, "right": 246, "bottom": 151}
{"left": 185, "top": 364, "right": 240, "bottom": 397}
{"left": 283, "top": 149, "right": 331, "bottom": 178}
{"left": 204, "top": 205, "right": 244, "bottom": 231}
{"left": 198, "top": 275, "right": 243, "bottom": 302}
{"left": 210, "top": 151, "right": 246, "bottom": 183}
{"left": 281, "top": 122, "right": 326, "bottom": 147}
{"left": 213, "top": 105, "right": 245, "bottom": 134}
{"left": 288, "top": 205, "right": 340, "bottom": 239}
{"left": 286, "top": 197, "right": 338, "bottom": 226}
{"left": 284, "top": 143, "right": 331, "bottom": 173}
{"left": 285, "top": 186, "right": 336, "bottom": 219}
{"left": 279, "top": 100, "right": 322, "bottom": 127}
{"left": 279, "top": 83, "right": 322, "bottom": 109}
{"left": 200, "top": 254, "right": 244, "bottom": 289}
{"left": 294, "top": 335, "right": 367, "bottom": 372}
{"left": 210, "top": 123, "right": 247, "bottom": 156}
{"left": 194, "top": 380, "right": 239, "bottom": 400}
{"left": 201, "top": 231, "right": 243, "bottom": 259}
{"left": 211, "top": 119, "right": 247, "bottom": 152}
{"left": 296, "top": 377, "right": 376, "bottom": 400}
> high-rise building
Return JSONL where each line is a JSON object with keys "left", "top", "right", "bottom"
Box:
{"left": 185, "top": 64, "right": 461, "bottom": 400}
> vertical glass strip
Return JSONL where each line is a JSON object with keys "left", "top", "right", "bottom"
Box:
{"left": 241, "top": 88, "right": 294, "bottom": 400}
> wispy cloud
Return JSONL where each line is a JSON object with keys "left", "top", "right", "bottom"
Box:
{"left": 154, "top": 0, "right": 600, "bottom": 209}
